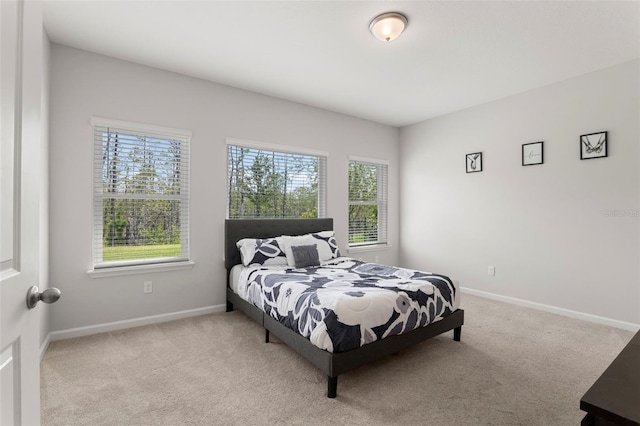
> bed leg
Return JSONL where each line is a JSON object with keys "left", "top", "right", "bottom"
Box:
{"left": 327, "top": 376, "right": 337, "bottom": 398}
{"left": 454, "top": 326, "right": 462, "bottom": 341}
{"left": 226, "top": 301, "right": 234, "bottom": 312}
{"left": 265, "top": 329, "right": 270, "bottom": 343}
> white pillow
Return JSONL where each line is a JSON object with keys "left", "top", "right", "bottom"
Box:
{"left": 282, "top": 231, "right": 341, "bottom": 266}
{"left": 310, "top": 230, "right": 341, "bottom": 261}
{"left": 281, "top": 234, "right": 317, "bottom": 267}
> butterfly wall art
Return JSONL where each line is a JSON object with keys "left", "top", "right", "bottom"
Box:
{"left": 580, "top": 131, "right": 608, "bottom": 160}
{"left": 466, "top": 152, "right": 483, "bottom": 173}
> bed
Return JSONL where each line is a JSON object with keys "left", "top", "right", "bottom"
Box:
{"left": 225, "top": 218, "right": 464, "bottom": 398}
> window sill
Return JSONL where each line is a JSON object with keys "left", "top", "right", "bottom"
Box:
{"left": 347, "top": 244, "right": 390, "bottom": 254}
{"left": 87, "top": 261, "right": 195, "bottom": 278}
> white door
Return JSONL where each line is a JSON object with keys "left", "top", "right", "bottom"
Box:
{"left": 1, "top": 1, "right": 48, "bottom": 424}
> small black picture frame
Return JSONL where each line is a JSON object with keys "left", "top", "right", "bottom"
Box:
{"left": 466, "top": 152, "right": 482, "bottom": 173}
{"left": 522, "top": 141, "right": 543, "bottom": 166}
{"left": 580, "top": 131, "right": 607, "bottom": 160}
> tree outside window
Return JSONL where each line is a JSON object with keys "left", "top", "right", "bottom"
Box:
{"left": 227, "top": 144, "right": 326, "bottom": 219}
{"left": 93, "top": 121, "right": 190, "bottom": 267}
{"left": 348, "top": 159, "right": 387, "bottom": 246}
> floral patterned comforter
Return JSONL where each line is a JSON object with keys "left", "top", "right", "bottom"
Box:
{"left": 235, "top": 257, "right": 460, "bottom": 353}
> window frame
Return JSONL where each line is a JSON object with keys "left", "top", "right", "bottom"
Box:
{"left": 348, "top": 155, "right": 388, "bottom": 249}
{"left": 90, "top": 117, "right": 192, "bottom": 274}
{"left": 225, "top": 138, "right": 328, "bottom": 220}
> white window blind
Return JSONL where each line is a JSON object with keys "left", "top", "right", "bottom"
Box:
{"left": 92, "top": 119, "right": 190, "bottom": 269}
{"left": 227, "top": 141, "right": 327, "bottom": 219}
{"left": 348, "top": 158, "right": 388, "bottom": 247}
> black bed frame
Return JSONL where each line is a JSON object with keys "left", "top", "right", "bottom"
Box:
{"left": 225, "top": 218, "right": 464, "bottom": 398}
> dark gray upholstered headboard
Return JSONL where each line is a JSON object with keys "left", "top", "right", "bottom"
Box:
{"left": 225, "top": 218, "right": 334, "bottom": 270}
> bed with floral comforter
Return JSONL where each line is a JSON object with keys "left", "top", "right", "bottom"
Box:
{"left": 225, "top": 218, "right": 464, "bottom": 398}
{"left": 234, "top": 257, "right": 460, "bottom": 353}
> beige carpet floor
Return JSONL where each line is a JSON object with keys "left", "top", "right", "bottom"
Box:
{"left": 41, "top": 293, "right": 634, "bottom": 425}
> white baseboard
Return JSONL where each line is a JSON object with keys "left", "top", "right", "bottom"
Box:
{"left": 49, "top": 304, "right": 226, "bottom": 342}
{"left": 43, "top": 291, "right": 639, "bottom": 353}
{"left": 40, "top": 332, "right": 51, "bottom": 363}
{"left": 461, "top": 287, "right": 640, "bottom": 332}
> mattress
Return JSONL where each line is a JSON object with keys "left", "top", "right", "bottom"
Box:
{"left": 230, "top": 257, "right": 460, "bottom": 353}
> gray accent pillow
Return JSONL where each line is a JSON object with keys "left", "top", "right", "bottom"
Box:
{"left": 291, "top": 244, "right": 320, "bottom": 268}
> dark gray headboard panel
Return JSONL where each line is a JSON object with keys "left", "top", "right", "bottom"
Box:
{"left": 225, "top": 218, "right": 333, "bottom": 270}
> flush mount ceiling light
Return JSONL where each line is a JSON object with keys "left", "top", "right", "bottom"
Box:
{"left": 369, "top": 12, "right": 408, "bottom": 42}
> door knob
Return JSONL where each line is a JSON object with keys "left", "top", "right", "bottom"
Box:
{"left": 26, "top": 286, "right": 61, "bottom": 309}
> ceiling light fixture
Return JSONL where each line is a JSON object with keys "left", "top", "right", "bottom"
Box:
{"left": 369, "top": 12, "right": 408, "bottom": 42}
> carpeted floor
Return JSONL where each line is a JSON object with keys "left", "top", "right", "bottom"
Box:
{"left": 41, "top": 293, "right": 634, "bottom": 425}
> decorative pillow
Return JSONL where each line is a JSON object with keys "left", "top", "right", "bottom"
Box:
{"left": 291, "top": 244, "right": 320, "bottom": 268}
{"left": 310, "top": 231, "right": 341, "bottom": 261}
{"left": 236, "top": 237, "right": 288, "bottom": 266}
{"left": 282, "top": 231, "right": 341, "bottom": 266}
{"left": 281, "top": 234, "right": 317, "bottom": 267}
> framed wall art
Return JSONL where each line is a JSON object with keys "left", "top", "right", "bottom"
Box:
{"left": 466, "top": 152, "right": 482, "bottom": 173}
{"left": 580, "top": 131, "right": 607, "bottom": 160}
{"left": 522, "top": 141, "right": 543, "bottom": 166}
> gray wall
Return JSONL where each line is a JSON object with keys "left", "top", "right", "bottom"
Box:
{"left": 48, "top": 44, "right": 399, "bottom": 332}
{"left": 400, "top": 60, "right": 640, "bottom": 325}
{"left": 49, "top": 45, "right": 638, "bottom": 333}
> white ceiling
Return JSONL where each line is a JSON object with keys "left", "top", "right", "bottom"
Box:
{"left": 42, "top": 1, "right": 640, "bottom": 127}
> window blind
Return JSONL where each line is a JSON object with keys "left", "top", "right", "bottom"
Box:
{"left": 227, "top": 143, "right": 327, "bottom": 219}
{"left": 348, "top": 159, "right": 388, "bottom": 246}
{"left": 92, "top": 120, "right": 190, "bottom": 268}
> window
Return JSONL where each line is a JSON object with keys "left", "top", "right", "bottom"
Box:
{"left": 227, "top": 140, "right": 327, "bottom": 219}
{"left": 348, "top": 157, "right": 388, "bottom": 247}
{"left": 92, "top": 118, "right": 191, "bottom": 269}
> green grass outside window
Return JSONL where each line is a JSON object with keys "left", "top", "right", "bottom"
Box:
{"left": 102, "top": 244, "right": 181, "bottom": 261}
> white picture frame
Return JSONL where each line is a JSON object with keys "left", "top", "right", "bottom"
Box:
{"left": 466, "top": 152, "right": 482, "bottom": 173}
{"left": 522, "top": 141, "right": 543, "bottom": 166}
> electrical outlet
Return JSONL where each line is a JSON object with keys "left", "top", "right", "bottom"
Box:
{"left": 488, "top": 266, "right": 495, "bottom": 276}
{"left": 143, "top": 281, "right": 153, "bottom": 293}
{"left": 374, "top": 255, "right": 379, "bottom": 263}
